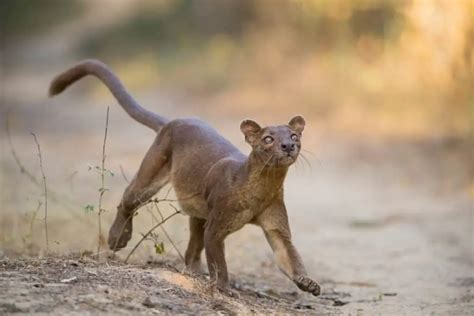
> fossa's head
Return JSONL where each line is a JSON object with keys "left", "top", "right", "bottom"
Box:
{"left": 240, "top": 116, "right": 305, "bottom": 167}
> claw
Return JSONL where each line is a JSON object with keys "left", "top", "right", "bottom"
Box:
{"left": 295, "top": 276, "right": 321, "bottom": 296}
{"left": 108, "top": 215, "right": 133, "bottom": 250}
{"left": 217, "top": 285, "right": 241, "bottom": 299}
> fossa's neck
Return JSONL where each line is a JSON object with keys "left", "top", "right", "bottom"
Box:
{"left": 243, "top": 152, "right": 288, "bottom": 198}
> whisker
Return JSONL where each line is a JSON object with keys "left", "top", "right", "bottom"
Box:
{"left": 299, "top": 152, "right": 313, "bottom": 171}
{"left": 302, "top": 148, "right": 323, "bottom": 167}
{"left": 267, "top": 156, "right": 275, "bottom": 188}
{"left": 297, "top": 156, "right": 309, "bottom": 174}
{"left": 302, "top": 148, "right": 316, "bottom": 157}
{"left": 294, "top": 156, "right": 302, "bottom": 171}
{"left": 256, "top": 154, "right": 274, "bottom": 190}
{"left": 258, "top": 154, "right": 274, "bottom": 179}
{"left": 298, "top": 158, "right": 306, "bottom": 171}
{"left": 271, "top": 159, "right": 276, "bottom": 186}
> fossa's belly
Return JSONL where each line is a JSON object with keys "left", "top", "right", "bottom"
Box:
{"left": 175, "top": 192, "right": 209, "bottom": 219}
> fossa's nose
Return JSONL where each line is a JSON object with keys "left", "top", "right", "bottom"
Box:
{"left": 281, "top": 143, "right": 295, "bottom": 153}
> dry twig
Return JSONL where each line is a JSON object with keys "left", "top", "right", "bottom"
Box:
{"left": 6, "top": 116, "right": 38, "bottom": 184}
{"left": 151, "top": 202, "right": 185, "bottom": 262}
{"left": 97, "top": 106, "right": 110, "bottom": 259}
{"left": 5, "top": 115, "right": 78, "bottom": 210}
{"left": 30, "top": 132, "right": 49, "bottom": 251}
{"left": 119, "top": 165, "right": 184, "bottom": 261}
{"left": 124, "top": 207, "right": 181, "bottom": 263}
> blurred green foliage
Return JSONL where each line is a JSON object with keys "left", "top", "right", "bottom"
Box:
{"left": 78, "top": 0, "right": 257, "bottom": 91}
{"left": 277, "top": 0, "right": 406, "bottom": 52}
{"left": 80, "top": 0, "right": 255, "bottom": 58}
{"left": 74, "top": 0, "right": 409, "bottom": 93}
{"left": 1, "top": 0, "right": 84, "bottom": 41}
{"left": 79, "top": 0, "right": 406, "bottom": 58}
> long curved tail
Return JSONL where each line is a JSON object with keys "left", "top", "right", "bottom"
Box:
{"left": 49, "top": 59, "right": 168, "bottom": 132}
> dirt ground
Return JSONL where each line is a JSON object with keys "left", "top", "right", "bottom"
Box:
{"left": 0, "top": 255, "right": 344, "bottom": 315}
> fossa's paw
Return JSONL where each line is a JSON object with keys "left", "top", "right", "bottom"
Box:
{"left": 185, "top": 261, "right": 204, "bottom": 275}
{"left": 217, "top": 285, "right": 241, "bottom": 299}
{"left": 294, "top": 275, "right": 321, "bottom": 296}
{"left": 108, "top": 216, "right": 132, "bottom": 250}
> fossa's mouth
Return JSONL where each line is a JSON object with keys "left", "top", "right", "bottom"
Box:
{"left": 278, "top": 154, "right": 296, "bottom": 166}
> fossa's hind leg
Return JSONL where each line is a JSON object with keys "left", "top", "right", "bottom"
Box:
{"left": 203, "top": 210, "right": 245, "bottom": 297}
{"left": 184, "top": 217, "right": 206, "bottom": 273}
{"left": 108, "top": 133, "right": 171, "bottom": 250}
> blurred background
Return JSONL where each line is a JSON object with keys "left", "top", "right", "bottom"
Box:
{"left": 1, "top": 0, "right": 472, "bottom": 313}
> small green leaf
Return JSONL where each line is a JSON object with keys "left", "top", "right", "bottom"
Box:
{"left": 84, "top": 204, "right": 95, "bottom": 213}
{"left": 155, "top": 242, "right": 165, "bottom": 254}
{"left": 104, "top": 169, "right": 115, "bottom": 177}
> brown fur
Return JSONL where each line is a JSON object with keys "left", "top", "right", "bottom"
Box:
{"left": 49, "top": 60, "right": 320, "bottom": 297}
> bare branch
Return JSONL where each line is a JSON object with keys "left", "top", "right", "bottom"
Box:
{"left": 151, "top": 202, "right": 185, "bottom": 262}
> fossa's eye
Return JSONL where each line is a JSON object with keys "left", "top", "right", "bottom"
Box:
{"left": 291, "top": 134, "right": 298, "bottom": 141}
{"left": 263, "top": 136, "right": 274, "bottom": 144}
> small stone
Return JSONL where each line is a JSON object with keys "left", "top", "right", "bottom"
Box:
{"left": 333, "top": 299, "right": 349, "bottom": 306}
{"left": 60, "top": 276, "right": 78, "bottom": 284}
{"left": 142, "top": 297, "right": 157, "bottom": 308}
{"left": 294, "top": 303, "right": 313, "bottom": 310}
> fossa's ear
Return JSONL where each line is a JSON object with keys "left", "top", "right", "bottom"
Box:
{"left": 288, "top": 115, "right": 305, "bottom": 133}
{"left": 240, "top": 119, "right": 262, "bottom": 144}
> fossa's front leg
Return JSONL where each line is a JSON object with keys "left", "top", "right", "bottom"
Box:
{"left": 256, "top": 200, "right": 321, "bottom": 296}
